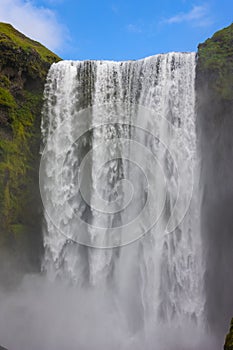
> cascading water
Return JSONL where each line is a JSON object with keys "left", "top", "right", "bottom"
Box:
{"left": 39, "top": 53, "right": 206, "bottom": 349}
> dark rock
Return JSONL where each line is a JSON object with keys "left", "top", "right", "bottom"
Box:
{"left": 224, "top": 319, "right": 233, "bottom": 349}
{"left": 196, "top": 23, "right": 233, "bottom": 336}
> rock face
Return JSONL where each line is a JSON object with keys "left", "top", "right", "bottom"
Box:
{"left": 196, "top": 23, "right": 233, "bottom": 336}
{"left": 225, "top": 319, "right": 233, "bottom": 350}
{"left": 0, "top": 22, "right": 60, "bottom": 281}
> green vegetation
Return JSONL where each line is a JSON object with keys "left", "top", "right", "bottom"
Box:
{"left": 225, "top": 319, "right": 233, "bottom": 350}
{"left": 0, "top": 91, "right": 41, "bottom": 229}
{"left": 0, "top": 87, "right": 16, "bottom": 108}
{"left": 198, "top": 23, "right": 233, "bottom": 100}
{"left": 0, "top": 22, "right": 61, "bottom": 270}
{"left": 0, "top": 23, "right": 60, "bottom": 64}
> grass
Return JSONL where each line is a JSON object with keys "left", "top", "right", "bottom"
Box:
{"left": 0, "top": 87, "right": 16, "bottom": 108}
{"left": 198, "top": 23, "right": 233, "bottom": 100}
{"left": 0, "top": 22, "right": 60, "bottom": 64}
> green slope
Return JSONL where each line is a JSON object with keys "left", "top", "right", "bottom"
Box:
{"left": 0, "top": 22, "right": 61, "bottom": 278}
{"left": 198, "top": 23, "right": 233, "bottom": 100}
{"left": 0, "top": 22, "right": 60, "bottom": 64}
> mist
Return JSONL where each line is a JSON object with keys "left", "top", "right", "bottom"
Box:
{"left": 0, "top": 274, "right": 220, "bottom": 350}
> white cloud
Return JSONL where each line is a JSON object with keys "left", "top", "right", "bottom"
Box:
{"left": 164, "top": 4, "right": 212, "bottom": 27}
{"left": 0, "top": 0, "right": 65, "bottom": 51}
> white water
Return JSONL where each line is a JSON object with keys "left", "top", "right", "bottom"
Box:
{"left": 38, "top": 53, "right": 207, "bottom": 349}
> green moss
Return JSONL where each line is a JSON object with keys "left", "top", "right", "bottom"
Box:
{"left": 0, "top": 22, "right": 61, "bottom": 92}
{"left": 3, "top": 183, "right": 11, "bottom": 227}
{"left": 0, "top": 75, "right": 10, "bottom": 89}
{"left": 0, "top": 23, "right": 60, "bottom": 64}
{"left": 0, "top": 23, "right": 60, "bottom": 269}
{"left": 0, "top": 87, "right": 16, "bottom": 108}
{"left": 10, "top": 224, "right": 27, "bottom": 235}
{"left": 0, "top": 90, "right": 43, "bottom": 230}
{"left": 198, "top": 23, "right": 233, "bottom": 100}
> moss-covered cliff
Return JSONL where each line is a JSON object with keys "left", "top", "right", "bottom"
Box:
{"left": 225, "top": 319, "right": 233, "bottom": 350}
{"left": 0, "top": 23, "right": 61, "bottom": 280}
{"left": 196, "top": 23, "right": 233, "bottom": 340}
{"left": 197, "top": 23, "right": 233, "bottom": 100}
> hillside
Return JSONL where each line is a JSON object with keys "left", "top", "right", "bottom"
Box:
{"left": 197, "top": 23, "right": 233, "bottom": 100}
{"left": 0, "top": 22, "right": 61, "bottom": 281}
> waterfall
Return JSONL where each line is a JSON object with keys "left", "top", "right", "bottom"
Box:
{"left": 40, "top": 53, "right": 205, "bottom": 347}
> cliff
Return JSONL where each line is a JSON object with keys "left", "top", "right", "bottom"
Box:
{"left": 196, "top": 23, "right": 233, "bottom": 340}
{"left": 197, "top": 23, "right": 233, "bottom": 100}
{"left": 0, "top": 23, "right": 61, "bottom": 282}
{"left": 225, "top": 319, "right": 233, "bottom": 350}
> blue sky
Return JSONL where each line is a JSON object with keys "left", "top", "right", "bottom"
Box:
{"left": 0, "top": 0, "right": 232, "bottom": 60}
